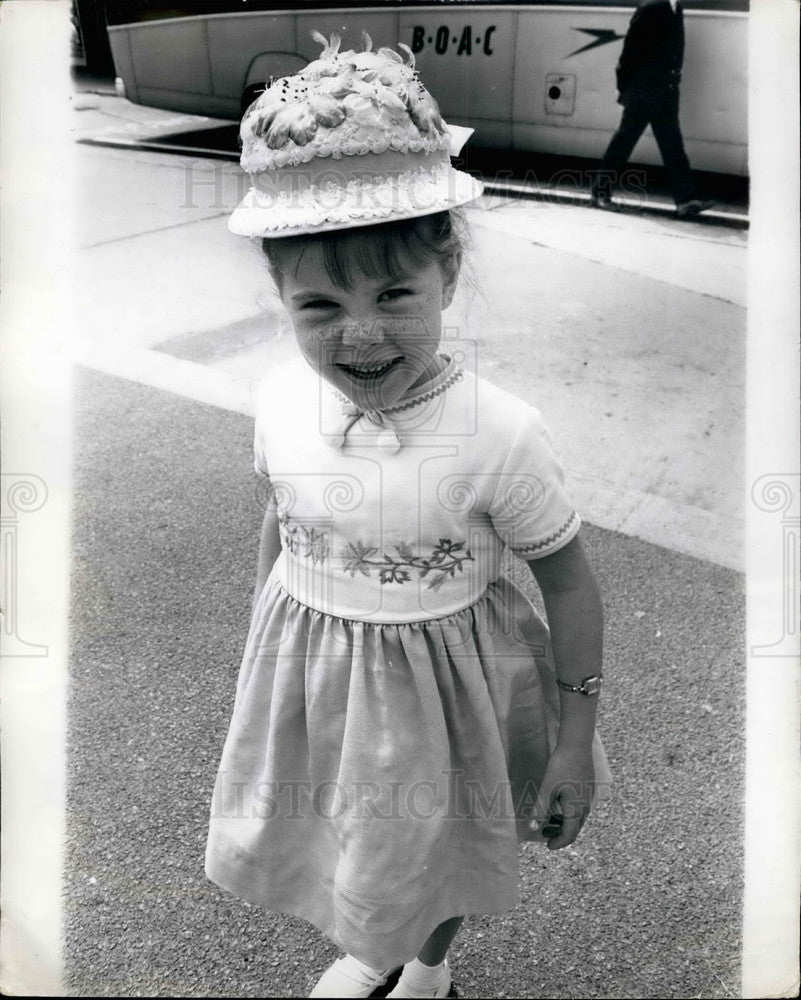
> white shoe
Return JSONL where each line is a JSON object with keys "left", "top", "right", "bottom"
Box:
{"left": 386, "top": 958, "right": 451, "bottom": 998}
{"left": 309, "top": 954, "right": 391, "bottom": 998}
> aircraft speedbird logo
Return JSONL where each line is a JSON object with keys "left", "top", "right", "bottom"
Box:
{"left": 567, "top": 28, "right": 626, "bottom": 58}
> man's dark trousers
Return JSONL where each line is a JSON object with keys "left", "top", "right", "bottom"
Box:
{"left": 593, "top": 0, "right": 698, "bottom": 206}
{"left": 594, "top": 88, "right": 696, "bottom": 205}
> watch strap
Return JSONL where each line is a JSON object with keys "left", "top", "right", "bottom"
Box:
{"left": 556, "top": 675, "right": 603, "bottom": 696}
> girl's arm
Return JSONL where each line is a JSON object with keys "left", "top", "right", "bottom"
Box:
{"left": 526, "top": 531, "right": 604, "bottom": 850}
{"left": 253, "top": 504, "right": 282, "bottom": 609}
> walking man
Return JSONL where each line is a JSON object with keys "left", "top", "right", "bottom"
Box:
{"left": 590, "top": 0, "right": 715, "bottom": 217}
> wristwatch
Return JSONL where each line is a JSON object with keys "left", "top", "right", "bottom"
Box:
{"left": 556, "top": 675, "right": 603, "bottom": 696}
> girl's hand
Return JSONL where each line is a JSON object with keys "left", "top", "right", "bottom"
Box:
{"left": 527, "top": 742, "right": 595, "bottom": 850}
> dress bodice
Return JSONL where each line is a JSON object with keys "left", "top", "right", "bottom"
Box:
{"left": 253, "top": 355, "right": 579, "bottom": 622}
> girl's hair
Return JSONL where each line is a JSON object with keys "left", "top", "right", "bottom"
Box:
{"left": 261, "top": 210, "right": 465, "bottom": 289}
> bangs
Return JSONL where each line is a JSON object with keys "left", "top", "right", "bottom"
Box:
{"left": 262, "top": 212, "right": 460, "bottom": 289}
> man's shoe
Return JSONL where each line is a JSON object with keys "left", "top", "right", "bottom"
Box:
{"left": 676, "top": 198, "right": 715, "bottom": 218}
{"left": 590, "top": 191, "right": 615, "bottom": 210}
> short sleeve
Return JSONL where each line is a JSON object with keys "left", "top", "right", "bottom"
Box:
{"left": 488, "top": 407, "right": 580, "bottom": 558}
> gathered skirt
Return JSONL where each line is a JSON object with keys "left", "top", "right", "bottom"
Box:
{"left": 205, "top": 571, "right": 610, "bottom": 969}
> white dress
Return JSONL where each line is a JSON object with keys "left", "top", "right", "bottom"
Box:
{"left": 205, "top": 354, "right": 610, "bottom": 969}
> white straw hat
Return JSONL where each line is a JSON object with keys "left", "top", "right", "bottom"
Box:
{"left": 229, "top": 31, "right": 484, "bottom": 238}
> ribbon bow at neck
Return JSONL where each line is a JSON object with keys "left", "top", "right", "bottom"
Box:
{"left": 330, "top": 401, "right": 402, "bottom": 455}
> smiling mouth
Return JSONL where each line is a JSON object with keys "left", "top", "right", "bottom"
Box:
{"left": 336, "top": 358, "right": 400, "bottom": 381}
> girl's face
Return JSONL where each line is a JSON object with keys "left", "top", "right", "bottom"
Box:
{"left": 275, "top": 241, "right": 461, "bottom": 411}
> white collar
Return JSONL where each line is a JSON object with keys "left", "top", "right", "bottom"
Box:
{"left": 668, "top": 0, "right": 678, "bottom": 11}
{"left": 329, "top": 354, "right": 461, "bottom": 417}
{"left": 325, "top": 355, "right": 463, "bottom": 453}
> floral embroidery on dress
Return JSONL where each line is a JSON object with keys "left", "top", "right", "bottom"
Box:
{"left": 342, "top": 537, "right": 474, "bottom": 591}
{"left": 278, "top": 515, "right": 330, "bottom": 566}
{"left": 279, "top": 512, "right": 474, "bottom": 590}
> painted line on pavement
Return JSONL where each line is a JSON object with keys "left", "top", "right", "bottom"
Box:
{"left": 73, "top": 343, "right": 255, "bottom": 417}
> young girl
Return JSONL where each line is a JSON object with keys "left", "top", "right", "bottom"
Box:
{"left": 206, "top": 33, "right": 610, "bottom": 999}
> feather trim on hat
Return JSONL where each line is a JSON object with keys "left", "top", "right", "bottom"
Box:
{"left": 240, "top": 32, "right": 448, "bottom": 171}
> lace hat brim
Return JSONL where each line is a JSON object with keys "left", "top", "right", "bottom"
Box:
{"left": 229, "top": 161, "right": 484, "bottom": 238}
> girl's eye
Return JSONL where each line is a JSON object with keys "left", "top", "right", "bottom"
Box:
{"left": 300, "top": 299, "right": 338, "bottom": 311}
{"left": 379, "top": 288, "right": 412, "bottom": 302}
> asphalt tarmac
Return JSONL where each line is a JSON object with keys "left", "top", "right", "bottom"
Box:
{"left": 65, "top": 367, "right": 745, "bottom": 999}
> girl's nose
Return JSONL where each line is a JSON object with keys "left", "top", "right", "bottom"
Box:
{"left": 341, "top": 319, "right": 385, "bottom": 346}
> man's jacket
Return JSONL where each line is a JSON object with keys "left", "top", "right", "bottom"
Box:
{"left": 616, "top": 0, "right": 685, "bottom": 107}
